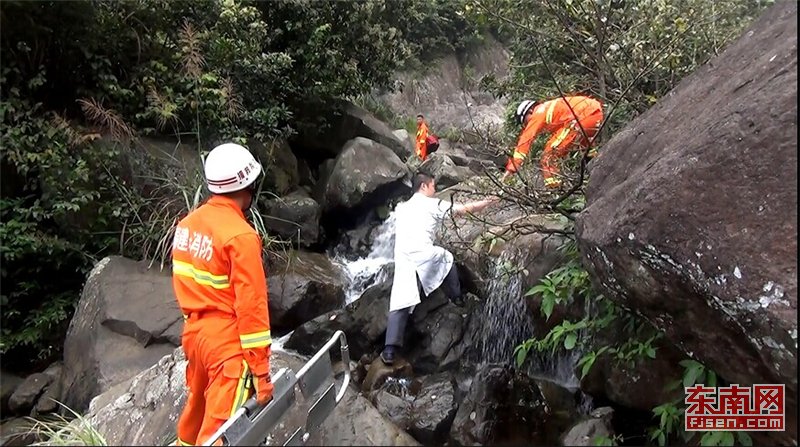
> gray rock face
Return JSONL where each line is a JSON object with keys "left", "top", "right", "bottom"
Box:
{"left": 266, "top": 250, "right": 346, "bottom": 333}
{"left": 8, "top": 373, "right": 51, "bottom": 415}
{"left": 293, "top": 99, "right": 413, "bottom": 161}
{"left": 559, "top": 407, "right": 615, "bottom": 447}
{"left": 84, "top": 347, "right": 419, "bottom": 446}
{"left": 59, "top": 256, "right": 181, "bottom": 413}
{"left": 418, "top": 153, "right": 475, "bottom": 190}
{"left": 392, "top": 129, "right": 415, "bottom": 155}
{"left": 317, "top": 137, "right": 410, "bottom": 219}
{"left": 377, "top": 33, "right": 510, "bottom": 138}
{"left": 262, "top": 190, "right": 322, "bottom": 247}
{"left": 575, "top": 2, "right": 797, "bottom": 443}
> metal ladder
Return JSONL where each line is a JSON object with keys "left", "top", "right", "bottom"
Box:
{"left": 201, "top": 330, "right": 351, "bottom": 446}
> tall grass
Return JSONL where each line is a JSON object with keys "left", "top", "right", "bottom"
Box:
{"left": 25, "top": 401, "right": 107, "bottom": 446}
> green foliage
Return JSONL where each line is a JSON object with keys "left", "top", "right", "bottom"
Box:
{"left": 27, "top": 400, "right": 107, "bottom": 446}
{"left": 648, "top": 360, "right": 754, "bottom": 447}
{"left": 383, "top": 0, "right": 489, "bottom": 67}
{"left": 0, "top": 0, "right": 481, "bottom": 372}
{"left": 513, "top": 237, "right": 661, "bottom": 380}
{"left": 593, "top": 434, "right": 624, "bottom": 446}
{"left": 471, "top": 0, "right": 770, "bottom": 138}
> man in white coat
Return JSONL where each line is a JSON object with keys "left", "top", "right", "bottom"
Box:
{"left": 381, "top": 172, "right": 498, "bottom": 365}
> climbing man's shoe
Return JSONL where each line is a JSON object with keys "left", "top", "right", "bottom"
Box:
{"left": 380, "top": 348, "right": 395, "bottom": 365}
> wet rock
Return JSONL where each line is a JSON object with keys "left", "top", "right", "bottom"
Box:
{"left": 419, "top": 153, "right": 475, "bottom": 190}
{"left": 8, "top": 373, "right": 52, "bottom": 415}
{"left": 362, "top": 359, "right": 413, "bottom": 393}
{"left": 0, "top": 370, "right": 24, "bottom": 416}
{"left": 60, "top": 256, "right": 181, "bottom": 413}
{"left": 436, "top": 179, "right": 569, "bottom": 295}
{"left": 262, "top": 190, "right": 321, "bottom": 247}
{"left": 85, "top": 347, "right": 419, "bottom": 446}
{"left": 575, "top": 2, "right": 797, "bottom": 443}
{"left": 449, "top": 364, "right": 550, "bottom": 446}
{"left": 535, "top": 378, "right": 585, "bottom": 439}
{"left": 560, "top": 407, "right": 615, "bottom": 447}
{"left": 285, "top": 278, "right": 391, "bottom": 360}
{"left": 267, "top": 250, "right": 347, "bottom": 333}
{"left": 410, "top": 373, "right": 458, "bottom": 445}
{"left": 315, "top": 136, "right": 411, "bottom": 230}
{"left": 368, "top": 389, "right": 412, "bottom": 430}
{"left": 406, "top": 291, "right": 471, "bottom": 374}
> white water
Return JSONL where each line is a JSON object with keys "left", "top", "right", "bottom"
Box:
{"left": 336, "top": 212, "right": 397, "bottom": 304}
{"left": 474, "top": 250, "right": 537, "bottom": 365}
{"left": 475, "top": 249, "right": 588, "bottom": 395}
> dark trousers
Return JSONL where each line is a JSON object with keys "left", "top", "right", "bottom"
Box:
{"left": 384, "top": 265, "right": 461, "bottom": 350}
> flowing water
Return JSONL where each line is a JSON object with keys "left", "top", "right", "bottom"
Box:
{"left": 473, "top": 249, "right": 536, "bottom": 365}
{"left": 336, "top": 212, "right": 397, "bottom": 304}
{"left": 474, "top": 248, "right": 592, "bottom": 413}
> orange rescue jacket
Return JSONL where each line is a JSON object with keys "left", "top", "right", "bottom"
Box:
{"left": 171, "top": 195, "right": 272, "bottom": 377}
{"left": 506, "top": 95, "right": 603, "bottom": 173}
{"left": 415, "top": 121, "right": 430, "bottom": 160}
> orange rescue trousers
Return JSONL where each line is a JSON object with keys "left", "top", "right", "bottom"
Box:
{"left": 175, "top": 312, "right": 255, "bottom": 446}
{"left": 541, "top": 110, "right": 602, "bottom": 187}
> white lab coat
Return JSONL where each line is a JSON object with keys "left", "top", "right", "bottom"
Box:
{"left": 389, "top": 193, "right": 455, "bottom": 312}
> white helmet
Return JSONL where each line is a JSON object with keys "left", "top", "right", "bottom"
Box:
{"left": 515, "top": 99, "right": 537, "bottom": 125}
{"left": 203, "top": 143, "right": 263, "bottom": 194}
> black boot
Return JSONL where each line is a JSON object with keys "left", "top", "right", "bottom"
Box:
{"left": 380, "top": 346, "right": 396, "bottom": 365}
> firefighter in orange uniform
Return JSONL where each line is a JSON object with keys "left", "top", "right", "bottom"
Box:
{"left": 415, "top": 113, "right": 430, "bottom": 161}
{"left": 501, "top": 95, "right": 604, "bottom": 188}
{"left": 171, "top": 143, "right": 273, "bottom": 446}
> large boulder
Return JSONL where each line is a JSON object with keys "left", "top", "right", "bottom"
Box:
{"left": 266, "top": 250, "right": 347, "bottom": 334}
{"left": 315, "top": 137, "right": 411, "bottom": 229}
{"left": 59, "top": 256, "right": 181, "bottom": 413}
{"left": 251, "top": 139, "right": 300, "bottom": 196}
{"left": 7, "top": 372, "right": 51, "bottom": 415}
{"left": 84, "top": 347, "right": 419, "bottom": 446}
{"left": 284, "top": 279, "right": 391, "bottom": 360}
{"left": 262, "top": 189, "right": 322, "bottom": 247}
{"left": 575, "top": 2, "right": 797, "bottom": 444}
{"left": 418, "top": 153, "right": 475, "bottom": 190}
{"left": 293, "top": 98, "right": 412, "bottom": 161}
{"left": 449, "top": 364, "right": 552, "bottom": 446}
{"left": 559, "top": 407, "right": 615, "bottom": 447}
{"left": 578, "top": 328, "right": 686, "bottom": 413}
{"left": 408, "top": 373, "right": 458, "bottom": 445}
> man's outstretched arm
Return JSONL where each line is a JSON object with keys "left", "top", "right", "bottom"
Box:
{"left": 451, "top": 197, "right": 497, "bottom": 216}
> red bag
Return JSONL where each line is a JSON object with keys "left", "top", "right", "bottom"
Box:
{"left": 425, "top": 135, "right": 440, "bottom": 154}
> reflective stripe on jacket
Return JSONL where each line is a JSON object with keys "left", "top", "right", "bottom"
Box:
{"left": 171, "top": 195, "right": 272, "bottom": 376}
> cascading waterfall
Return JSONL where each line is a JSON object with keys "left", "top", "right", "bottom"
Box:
{"left": 474, "top": 248, "right": 589, "bottom": 394}
{"left": 474, "top": 249, "right": 536, "bottom": 365}
{"left": 336, "top": 212, "right": 397, "bottom": 304}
